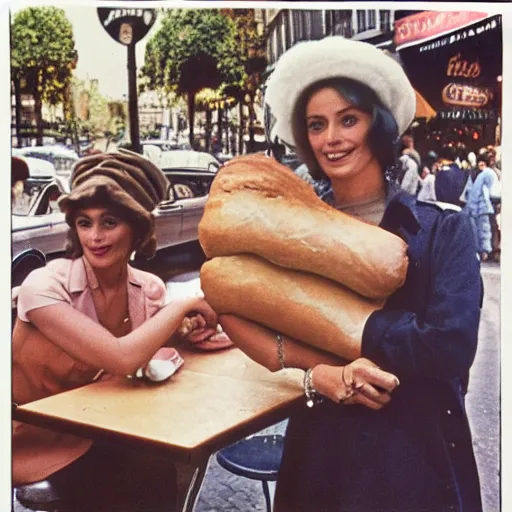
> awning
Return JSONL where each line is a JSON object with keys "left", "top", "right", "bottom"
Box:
{"left": 397, "top": 14, "right": 502, "bottom": 122}
{"left": 415, "top": 89, "right": 436, "bottom": 119}
{"left": 394, "top": 11, "right": 488, "bottom": 51}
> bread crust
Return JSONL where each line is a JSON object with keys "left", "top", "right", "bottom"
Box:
{"left": 201, "top": 255, "right": 382, "bottom": 359}
{"left": 199, "top": 154, "right": 408, "bottom": 300}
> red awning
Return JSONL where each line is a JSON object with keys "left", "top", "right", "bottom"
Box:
{"left": 394, "top": 11, "right": 488, "bottom": 50}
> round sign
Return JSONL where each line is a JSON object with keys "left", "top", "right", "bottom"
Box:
{"left": 97, "top": 8, "right": 157, "bottom": 46}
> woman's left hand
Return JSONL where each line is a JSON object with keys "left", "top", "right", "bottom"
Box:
{"left": 312, "top": 359, "right": 399, "bottom": 410}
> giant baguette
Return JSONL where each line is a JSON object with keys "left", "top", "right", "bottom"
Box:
{"left": 199, "top": 154, "right": 408, "bottom": 300}
{"left": 200, "top": 254, "right": 383, "bottom": 359}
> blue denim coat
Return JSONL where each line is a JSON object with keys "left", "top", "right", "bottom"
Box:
{"left": 275, "top": 191, "right": 483, "bottom": 512}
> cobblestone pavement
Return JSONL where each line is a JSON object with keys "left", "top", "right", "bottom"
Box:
{"left": 194, "top": 422, "right": 286, "bottom": 512}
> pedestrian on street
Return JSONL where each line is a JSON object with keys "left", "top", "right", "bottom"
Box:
{"left": 435, "top": 147, "right": 468, "bottom": 207}
{"left": 398, "top": 151, "right": 420, "bottom": 195}
{"left": 463, "top": 152, "right": 498, "bottom": 262}
{"left": 12, "top": 150, "right": 218, "bottom": 512}
{"left": 401, "top": 133, "right": 421, "bottom": 168}
{"left": 218, "top": 36, "right": 483, "bottom": 512}
{"left": 417, "top": 164, "right": 437, "bottom": 202}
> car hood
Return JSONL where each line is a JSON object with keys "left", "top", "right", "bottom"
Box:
{"left": 12, "top": 212, "right": 66, "bottom": 232}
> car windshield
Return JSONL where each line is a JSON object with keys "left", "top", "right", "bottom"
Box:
{"left": 160, "top": 150, "right": 219, "bottom": 170}
{"left": 17, "top": 148, "right": 77, "bottom": 174}
{"left": 12, "top": 180, "right": 62, "bottom": 216}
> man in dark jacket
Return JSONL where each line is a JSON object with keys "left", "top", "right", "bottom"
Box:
{"left": 434, "top": 147, "right": 467, "bottom": 206}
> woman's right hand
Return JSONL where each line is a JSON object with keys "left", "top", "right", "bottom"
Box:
{"left": 312, "top": 358, "right": 399, "bottom": 410}
{"left": 183, "top": 297, "right": 218, "bottom": 328}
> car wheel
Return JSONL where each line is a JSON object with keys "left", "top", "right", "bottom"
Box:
{"left": 12, "top": 250, "right": 46, "bottom": 288}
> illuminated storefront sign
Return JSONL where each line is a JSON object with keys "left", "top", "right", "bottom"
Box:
{"left": 446, "top": 53, "right": 480, "bottom": 78}
{"left": 397, "top": 13, "right": 502, "bottom": 122}
{"left": 442, "top": 83, "right": 493, "bottom": 108}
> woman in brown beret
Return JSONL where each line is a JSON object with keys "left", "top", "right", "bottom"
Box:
{"left": 12, "top": 149, "right": 217, "bottom": 511}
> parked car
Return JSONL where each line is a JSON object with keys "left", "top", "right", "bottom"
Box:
{"left": 11, "top": 150, "right": 220, "bottom": 284}
{"left": 141, "top": 139, "right": 192, "bottom": 152}
{"left": 13, "top": 145, "right": 78, "bottom": 178}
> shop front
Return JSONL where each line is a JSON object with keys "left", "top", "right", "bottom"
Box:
{"left": 395, "top": 11, "right": 502, "bottom": 158}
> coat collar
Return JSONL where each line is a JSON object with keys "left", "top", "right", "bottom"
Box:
{"left": 67, "top": 257, "right": 147, "bottom": 330}
{"left": 68, "top": 257, "right": 143, "bottom": 294}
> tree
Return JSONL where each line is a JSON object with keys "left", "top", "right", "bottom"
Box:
{"left": 141, "top": 9, "right": 244, "bottom": 147}
{"left": 11, "top": 7, "right": 77, "bottom": 146}
{"left": 220, "top": 9, "right": 267, "bottom": 153}
{"left": 71, "top": 77, "right": 127, "bottom": 146}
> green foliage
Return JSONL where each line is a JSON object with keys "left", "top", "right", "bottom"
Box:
{"left": 142, "top": 9, "right": 244, "bottom": 95}
{"left": 141, "top": 9, "right": 247, "bottom": 145}
{"left": 71, "top": 78, "right": 126, "bottom": 140}
{"left": 11, "top": 7, "right": 77, "bottom": 106}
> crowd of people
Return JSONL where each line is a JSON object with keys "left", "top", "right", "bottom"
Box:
{"left": 398, "top": 137, "right": 502, "bottom": 262}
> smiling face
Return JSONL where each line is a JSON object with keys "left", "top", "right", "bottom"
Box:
{"left": 75, "top": 207, "right": 134, "bottom": 270}
{"left": 305, "top": 87, "right": 382, "bottom": 191}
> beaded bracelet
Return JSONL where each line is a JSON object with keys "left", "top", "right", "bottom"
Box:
{"left": 276, "top": 333, "right": 286, "bottom": 370}
{"left": 304, "top": 368, "right": 324, "bottom": 408}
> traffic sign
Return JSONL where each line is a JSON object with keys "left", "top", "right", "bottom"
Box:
{"left": 97, "top": 8, "right": 157, "bottom": 46}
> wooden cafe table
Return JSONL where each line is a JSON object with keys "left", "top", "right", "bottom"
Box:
{"left": 14, "top": 344, "right": 305, "bottom": 511}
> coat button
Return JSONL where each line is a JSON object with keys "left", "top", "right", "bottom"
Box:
{"left": 447, "top": 409, "right": 452, "bottom": 415}
{"left": 450, "top": 442, "right": 456, "bottom": 449}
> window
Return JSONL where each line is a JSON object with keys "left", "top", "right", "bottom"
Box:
{"left": 310, "top": 11, "right": 324, "bottom": 40}
{"left": 368, "top": 10, "right": 376, "bottom": 30}
{"left": 337, "top": 11, "right": 353, "bottom": 38}
{"left": 379, "top": 10, "right": 391, "bottom": 32}
{"left": 357, "top": 10, "right": 367, "bottom": 32}
{"left": 293, "top": 11, "right": 305, "bottom": 42}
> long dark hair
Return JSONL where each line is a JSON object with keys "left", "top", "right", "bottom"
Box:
{"left": 291, "top": 77, "right": 400, "bottom": 181}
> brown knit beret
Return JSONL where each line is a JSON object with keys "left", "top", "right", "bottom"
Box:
{"left": 58, "top": 149, "right": 170, "bottom": 259}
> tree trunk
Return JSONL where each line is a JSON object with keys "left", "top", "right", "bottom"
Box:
{"left": 34, "top": 92, "right": 43, "bottom": 146}
{"left": 205, "top": 107, "right": 212, "bottom": 153}
{"left": 187, "top": 90, "right": 195, "bottom": 149}
{"left": 248, "top": 92, "right": 256, "bottom": 154}
{"left": 217, "top": 105, "right": 223, "bottom": 152}
{"left": 239, "top": 100, "right": 244, "bottom": 156}
{"left": 13, "top": 77, "right": 22, "bottom": 148}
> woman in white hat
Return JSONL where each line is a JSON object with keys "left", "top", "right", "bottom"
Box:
{"left": 220, "top": 37, "right": 483, "bottom": 512}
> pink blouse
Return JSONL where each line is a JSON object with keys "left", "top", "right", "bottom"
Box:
{"left": 12, "top": 257, "right": 166, "bottom": 484}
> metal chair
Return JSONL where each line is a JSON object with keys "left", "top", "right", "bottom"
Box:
{"left": 15, "top": 480, "right": 61, "bottom": 511}
{"left": 216, "top": 434, "right": 284, "bottom": 512}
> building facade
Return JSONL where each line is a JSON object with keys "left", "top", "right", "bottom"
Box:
{"left": 259, "top": 8, "right": 397, "bottom": 69}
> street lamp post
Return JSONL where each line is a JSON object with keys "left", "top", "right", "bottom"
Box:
{"left": 97, "top": 8, "right": 157, "bottom": 153}
{"left": 127, "top": 43, "right": 141, "bottom": 154}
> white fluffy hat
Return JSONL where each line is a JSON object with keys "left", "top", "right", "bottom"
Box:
{"left": 264, "top": 36, "right": 416, "bottom": 146}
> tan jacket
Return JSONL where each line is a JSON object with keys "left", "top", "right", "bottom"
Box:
{"left": 12, "top": 257, "right": 166, "bottom": 484}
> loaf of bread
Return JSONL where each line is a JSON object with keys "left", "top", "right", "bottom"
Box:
{"left": 199, "top": 154, "right": 408, "bottom": 300}
{"left": 200, "top": 255, "right": 383, "bottom": 359}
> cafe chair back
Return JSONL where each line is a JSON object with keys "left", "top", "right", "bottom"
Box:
{"left": 216, "top": 434, "right": 284, "bottom": 512}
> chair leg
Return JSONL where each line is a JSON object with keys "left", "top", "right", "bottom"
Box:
{"left": 262, "top": 480, "right": 272, "bottom": 512}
